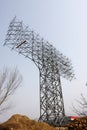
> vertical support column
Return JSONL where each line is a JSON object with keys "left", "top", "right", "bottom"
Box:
{"left": 39, "top": 65, "right": 65, "bottom": 126}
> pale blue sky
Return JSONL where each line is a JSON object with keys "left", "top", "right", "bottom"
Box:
{"left": 0, "top": 0, "right": 87, "bottom": 122}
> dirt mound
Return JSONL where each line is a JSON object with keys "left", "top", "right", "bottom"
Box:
{"left": 0, "top": 114, "right": 56, "bottom": 130}
{"left": 66, "top": 116, "right": 87, "bottom": 130}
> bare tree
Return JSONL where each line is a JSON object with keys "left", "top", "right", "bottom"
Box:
{"left": 73, "top": 93, "right": 87, "bottom": 116}
{"left": 0, "top": 67, "right": 22, "bottom": 113}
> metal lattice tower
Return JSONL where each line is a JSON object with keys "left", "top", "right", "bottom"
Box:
{"left": 4, "top": 17, "right": 74, "bottom": 126}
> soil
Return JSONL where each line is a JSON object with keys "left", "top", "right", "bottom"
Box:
{"left": 1, "top": 114, "right": 87, "bottom": 130}
{"left": 0, "top": 114, "right": 57, "bottom": 130}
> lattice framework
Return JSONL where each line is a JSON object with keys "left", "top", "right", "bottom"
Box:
{"left": 4, "top": 17, "right": 74, "bottom": 126}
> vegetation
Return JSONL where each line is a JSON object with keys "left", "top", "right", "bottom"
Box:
{"left": 73, "top": 93, "right": 87, "bottom": 116}
{"left": 0, "top": 67, "right": 22, "bottom": 113}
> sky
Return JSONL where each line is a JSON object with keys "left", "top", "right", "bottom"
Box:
{"left": 0, "top": 0, "right": 87, "bottom": 122}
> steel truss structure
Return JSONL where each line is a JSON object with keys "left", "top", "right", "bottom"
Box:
{"left": 4, "top": 17, "right": 74, "bottom": 126}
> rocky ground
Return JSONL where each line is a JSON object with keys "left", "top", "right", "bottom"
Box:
{"left": 0, "top": 114, "right": 87, "bottom": 130}
{"left": 66, "top": 116, "right": 87, "bottom": 130}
